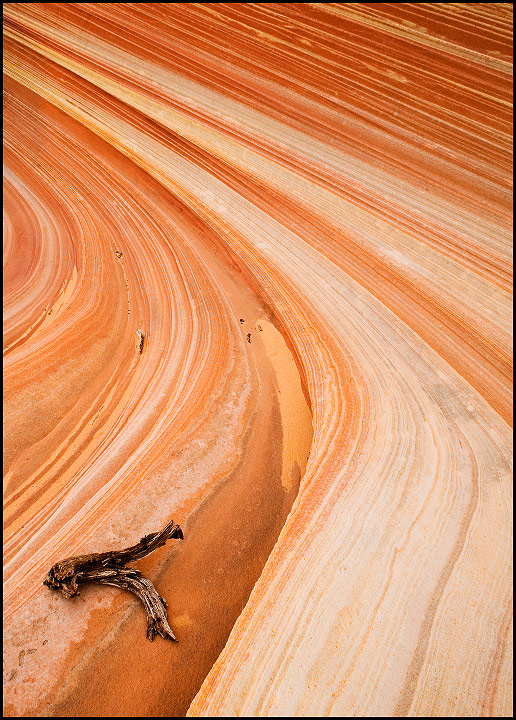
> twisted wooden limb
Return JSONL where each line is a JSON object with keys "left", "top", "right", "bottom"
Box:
{"left": 43, "top": 520, "right": 183, "bottom": 641}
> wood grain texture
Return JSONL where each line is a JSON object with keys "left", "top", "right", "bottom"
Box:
{"left": 3, "top": 3, "right": 512, "bottom": 717}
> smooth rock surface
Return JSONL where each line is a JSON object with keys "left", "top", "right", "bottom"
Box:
{"left": 3, "top": 4, "right": 512, "bottom": 717}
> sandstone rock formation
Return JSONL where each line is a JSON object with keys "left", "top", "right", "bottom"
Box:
{"left": 3, "top": 4, "right": 512, "bottom": 717}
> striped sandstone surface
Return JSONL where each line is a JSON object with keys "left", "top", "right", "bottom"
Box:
{"left": 3, "top": 3, "right": 512, "bottom": 717}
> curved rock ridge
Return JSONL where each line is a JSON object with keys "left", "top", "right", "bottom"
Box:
{"left": 3, "top": 74, "right": 312, "bottom": 716}
{"left": 3, "top": 3, "right": 512, "bottom": 718}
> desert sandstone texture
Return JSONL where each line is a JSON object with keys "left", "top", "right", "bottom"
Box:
{"left": 3, "top": 3, "right": 513, "bottom": 717}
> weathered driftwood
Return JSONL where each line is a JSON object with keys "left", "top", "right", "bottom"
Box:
{"left": 43, "top": 520, "right": 183, "bottom": 641}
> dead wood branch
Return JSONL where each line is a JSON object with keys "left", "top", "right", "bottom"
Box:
{"left": 43, "top": 520, "right": 183, "bottom": 641}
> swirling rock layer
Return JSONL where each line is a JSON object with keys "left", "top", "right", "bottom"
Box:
{"left": 3, "top": 4, "right": 512, "bottom": 717}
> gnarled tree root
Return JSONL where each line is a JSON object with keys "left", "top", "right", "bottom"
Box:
{"left": 43, "top": 520, "right": 184, "bottom": 641}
